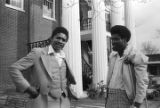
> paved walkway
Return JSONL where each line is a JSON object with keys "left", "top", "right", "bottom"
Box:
{"left": 1, "top": 92, "right": 160, "bottom": 108}
{"left": 71, "top": 98, "right": 105, "bottom": 108}
{"left": 71, "top": 97, "right": 160, "bottom": 108}
{"left": 141, "top": 97, "right": 160, "bottom": 108}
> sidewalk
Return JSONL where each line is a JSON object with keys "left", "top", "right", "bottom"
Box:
{"left": 71, "top": 97, "right": 160, "bottom": 108}
{"left": 71, "top": 98, "right": 105, "bottom": 108}
{"left": 141, "top": 97, "right": 160, "bottom": 108}
{"left": 1, "top": 92, "right": 160, "bottom": 108}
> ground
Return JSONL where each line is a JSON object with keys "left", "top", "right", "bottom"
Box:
{"left": 71, "top": 97, "right": 160, "bottom": 108}
{"left": 1, "top": 92, "right": 160, "bottom": 108}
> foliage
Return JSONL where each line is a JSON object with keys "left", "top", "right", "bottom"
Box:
{"left": 87, "top": 80, "right": 106, "bottom": 99}
{"left": 141, "top": 41, "right": 159, "bottom": 54}
{"left": 147, "top": 75, "right": 160, "bottom": 100}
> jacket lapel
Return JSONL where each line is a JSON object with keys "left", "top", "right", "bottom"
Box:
{"left": 40, "top": 55, "right": 53, "bottom": 79}
{"left": 40, "top": 46, "right": 54, "bottom": 79}
{"left": 40, "top": 46, "right": 76, "bottom": 85}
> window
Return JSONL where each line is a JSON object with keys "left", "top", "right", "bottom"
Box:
{"left": 5, "top": 0, "right": 24, "bottom": 11}
{"left": 43, "top": 0, "right": 55, "bottom": 20}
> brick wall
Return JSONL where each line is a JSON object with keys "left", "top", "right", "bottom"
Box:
{"left": 29, "top": 0, "right": 61, "bottom": 42}
{"left": 0, "top": 0, "right": 29, "bottom": 89}
{"left": 0, "top": 0, "right": 61, "bottom": 89}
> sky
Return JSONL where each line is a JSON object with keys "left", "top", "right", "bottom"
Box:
{"left": 134, "top": 0, "right": 160, "bottom": 51}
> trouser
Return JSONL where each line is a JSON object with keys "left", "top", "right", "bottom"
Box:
{"left": 26, "top": 94, "right": 70, "bottom": 108}
{"left": 105, "top": 88, "right": 130, "bottom": 108}
{"left": 48, "top": 95, "right": 70, "bottom": 108}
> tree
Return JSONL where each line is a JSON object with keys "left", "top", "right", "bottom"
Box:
{"left": 141, "top": 41, "right": 160, "bottom": 54}
{"left": 153, "top": 29, "right": 160, "bottom": 39}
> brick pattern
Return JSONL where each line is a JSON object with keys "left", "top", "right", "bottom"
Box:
{"left": 0, "top": 0, "right": 29, "bottom": 90}
{"left": 29, "top": 0, "right": 61, "bottom": 42}
{"left": 0, "top": 0, "right": 61, "bottom": 107}
{"left": 0, "top": 0, "right": 61, "bottom": 90}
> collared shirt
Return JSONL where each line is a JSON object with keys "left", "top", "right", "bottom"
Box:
{"left": 48, "top": 45, "right": 65, "bottom": 66}
{"left": 109, "top": 54, "right": 125, "bottom": 90}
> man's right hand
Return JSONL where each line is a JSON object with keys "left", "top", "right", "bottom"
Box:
{"left": 24, "top": 86, "right": 40, "bottom": 99}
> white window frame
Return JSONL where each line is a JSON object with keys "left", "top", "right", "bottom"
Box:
{"left": 43, "top": 0, "right": 56, "bottom": 21}
{"left": 5, "top": 0, "right": 24, "bottom": 12}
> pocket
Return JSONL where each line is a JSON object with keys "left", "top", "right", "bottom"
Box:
{"left": 48, "top": 89, "right": 61, "bottom": 99}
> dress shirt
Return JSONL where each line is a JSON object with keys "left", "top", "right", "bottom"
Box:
{"left": 109, "top": 54, "right": 125, "bottom": 90}
{"left": 48, "top": 45, "right": 65, "bottom": 66}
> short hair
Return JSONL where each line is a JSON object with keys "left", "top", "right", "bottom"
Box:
{"left": 111, "top": 25, "right": 131, "bottom": 42}
{"left": 50, "top": 26, "right": 69, "bottom": 41}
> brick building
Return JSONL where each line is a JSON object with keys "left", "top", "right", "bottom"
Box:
{"left": 0, "top": 0, "right": 111, "bottom": 98}
{"left": 0, "top": 0, "right": 61, "bottom": 89}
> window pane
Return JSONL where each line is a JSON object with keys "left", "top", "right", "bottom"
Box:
{"left": 6, "top": 0, "right": 23, "bottom": 9}
{"left": 43, "top": 0, "right": 55, "bottom": 19}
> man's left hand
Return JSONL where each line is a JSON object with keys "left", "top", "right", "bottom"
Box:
{"left": 130, "top": 105, "right": 137, "bottom": 108}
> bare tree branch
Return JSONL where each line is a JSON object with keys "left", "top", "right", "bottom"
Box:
{"left": 141, "top": 41, "right": 159, "bottom": 54}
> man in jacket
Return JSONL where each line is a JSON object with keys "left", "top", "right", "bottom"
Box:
{"left": 105, "top": 25, "right": 149, "bottom": 108}
{"left": 9, "top": 27, "right": 76, "bottom": 108}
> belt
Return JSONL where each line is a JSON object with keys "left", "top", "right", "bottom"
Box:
{"left": 107, "top": 88, "right": 126, "bottom": 94}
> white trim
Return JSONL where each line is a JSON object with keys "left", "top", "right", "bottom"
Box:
{"left": 147, "top": 61, "right": 160, "bottom": 64}
{"left": 80, "top": 30, "right": 92, "bottom": 35}
{"left": 5, "top": 4, "right": 25, "bottom": 12}
{"left": 106, "top": 31, "right": 111, "bottom": 37}
{"left": 21, "top": 0, "right": 24, "bottom": 10}
{"left": 43, "top": 15, "right": 56, "bottom": 21}
{"left": 42, "top": 0, "right": 55, "bottom": 20}
{"left": 52, "top": 0, "right": 55, "bottom": 19}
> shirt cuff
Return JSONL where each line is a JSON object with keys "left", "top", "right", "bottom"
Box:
{"left": 133, "top": 102, "right": 141, "bottom": 108}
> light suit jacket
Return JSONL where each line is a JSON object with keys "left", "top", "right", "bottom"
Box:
{"left": 9, "top": 46, "right": 76, "bottom": 108}
{"left": 107, "top": 45, "right": 149, "bottom": 104}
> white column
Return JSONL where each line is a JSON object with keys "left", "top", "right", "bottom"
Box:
{"left": 110, "top": 0, "right": 124, "bottom": 26}
{"left": 61, "top": 0, "right": 85, "bottom": 98}
{"left": 124, "top": 0, "right": 136, "bottom": 47}
{"left": 92, "top": 0, "right": 108, "bottom": 86}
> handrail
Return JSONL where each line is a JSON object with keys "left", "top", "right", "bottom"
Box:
{"left": 80, "top": 18, "right": 92, "bottom": 31}
{"left": 81, "top": 41, "right": 92, "bottom": 76}
{"left": 82, "top": 56, "right": 92, "bottom": 90}
{"left": 82, "top": 56, "right": 92, "bottom": 73}
{"left": 28, "top": 39, "right": 50, "bottom": 51}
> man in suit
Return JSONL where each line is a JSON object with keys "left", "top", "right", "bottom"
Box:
{"left": 105, "top": 25, "right": 149, "bottom": 108}
{"left": 9, "top": 27, "right": 76, "bottom": 108}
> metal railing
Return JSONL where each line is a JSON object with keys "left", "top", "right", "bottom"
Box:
{"left": 82, "top": 57, "right": 92, "bottom": 77}
{"left": 44, "top": 0, "right": 53, "bottom": 9}
{"left": 80, "top": 18, "right": 92, "bottom": 31}
{"left": 28, "top": 39, "right": 50, "bottom": 51}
